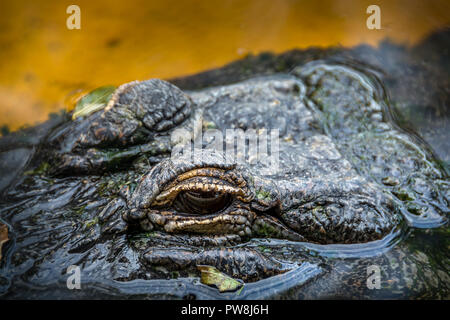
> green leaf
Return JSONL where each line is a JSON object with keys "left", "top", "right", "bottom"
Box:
{"left": 197, "top": 265, "right": 244, "bottom": 293}
{"left": 72, "top": 85, "right": 116, "bottom": 120}
{"left": 24, "top": 161, "right": 50, "bottom": 176}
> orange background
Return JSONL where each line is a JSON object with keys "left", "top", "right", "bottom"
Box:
{"left": 0, "top": 0, "right": 449, "bottom": 131}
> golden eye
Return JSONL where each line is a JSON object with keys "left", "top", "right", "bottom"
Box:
{"left": 173, "top": 191, "right": 232, "bottom": 215}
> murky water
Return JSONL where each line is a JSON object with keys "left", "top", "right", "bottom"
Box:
{"left": 0, "top": 0, "right": 449, "bottom": 131}
{"left": 0, "top": 1, "right": 448, "bottom": 300}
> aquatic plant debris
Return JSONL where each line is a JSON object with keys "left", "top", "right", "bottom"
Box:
{"left": 0, "top": 222, "right": 8, "bottom": 262}
{"left": 72, "top": 86, "right": 116, "bottom": 120}
{"left": 197, "top": 265, "right": 244, "bottom": 293}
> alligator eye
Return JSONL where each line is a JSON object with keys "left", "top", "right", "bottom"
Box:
{"left": 173, "top": 191, "right": 232, "bottom": 215}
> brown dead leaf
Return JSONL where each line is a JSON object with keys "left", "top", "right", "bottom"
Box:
{"left": 0, "top": 222, "right": 9, "bottom": 262}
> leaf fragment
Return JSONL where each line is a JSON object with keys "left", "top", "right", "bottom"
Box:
{"left": 72, "top": 85, "right": 116, "bottom": 120}
{"left": 197, "top": 265, "right": 244, "bottom": 293}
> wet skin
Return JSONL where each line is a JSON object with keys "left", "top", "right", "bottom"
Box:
{"left": 1, "top": 62, "right": 448, "bottom": 288}
{"left": 28, "top": 62, "right": 446, "bottom": 282}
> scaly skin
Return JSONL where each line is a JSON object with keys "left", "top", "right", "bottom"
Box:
{"left": 2, "top": 63, "right": 447, "bottom": 285}
{"left": 111, "top": 148, "right": 396, "bottom": 244}
{"left": 47, "top": 79, "right": 191, "bottom": 174}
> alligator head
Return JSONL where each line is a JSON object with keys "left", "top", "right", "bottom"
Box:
{"left": 41, "top": 64, "right": 447, "bottom": 282}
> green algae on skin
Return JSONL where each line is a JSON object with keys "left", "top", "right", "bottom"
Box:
{"left": 256, "top": 190, "right": 272, "bottom": 201}
{"left": 24, "top": 162, "right": 50, "bottom": 176}
{"left": 84, "top": 217, "right": 99, "bottom": 228}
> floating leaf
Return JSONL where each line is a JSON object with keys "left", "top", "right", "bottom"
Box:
{"left": 197, "top": 265, "right": 244, "bottom": 293}
{"left": 72, "top": 85, "right": 116, "bottom": 120}
{"left": 0, "top": 222, "right": 9, "bottom": 262}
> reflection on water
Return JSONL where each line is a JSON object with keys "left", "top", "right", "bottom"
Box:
{"left": 0, "top": 0, "right": 449, "bottom": 131}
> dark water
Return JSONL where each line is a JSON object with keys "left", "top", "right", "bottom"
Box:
{"left": 0, "top": 31, "right": 449, "bottom": 300}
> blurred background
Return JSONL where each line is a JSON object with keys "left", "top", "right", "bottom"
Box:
{"left": 0, "top": 0, "right": 449, "bottom": 132}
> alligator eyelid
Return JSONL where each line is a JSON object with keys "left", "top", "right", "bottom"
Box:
{"left": 163, "top": 167, "right": 247, "bottom": 190}
{"left": 153, "top": 179, "right": 240, "bottom": 205}
{"left": 147, "top": 166, "right": 254, "bottom": 216}
{"left": 152, "top": 170, "right": 251, "bottom": 207}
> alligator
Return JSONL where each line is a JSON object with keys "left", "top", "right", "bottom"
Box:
{"left": 0, "top": 37, "right": 449, "bottom": 298}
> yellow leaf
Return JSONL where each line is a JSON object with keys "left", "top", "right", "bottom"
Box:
{"left": 197, "top": 265, "right": 244, "bottom": 293}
